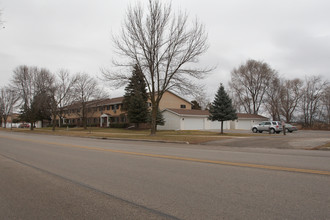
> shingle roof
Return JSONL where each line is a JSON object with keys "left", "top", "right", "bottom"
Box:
{"left": 165, "top": 108, "right": 210, "bottom": 116}
{"left": 63, "top": 90, "right": 190, "bottom": 109}
{"left": 236, "top": 113, "right": 268, "bottom": 119}
{"left": 164, "top": 108, "right": 268, "bottom": 119}
{"left": 95, "top": 97, "right": 124, "bottom": 106}
{"left": 63, "top": 97, "right": 125, "bottom": 109}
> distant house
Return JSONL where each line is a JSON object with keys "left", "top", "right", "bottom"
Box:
{"left": 157, "top": 109, "right": 268, "bottom": 131}
{"left": 1, "top": 113, "right": 20, "bottom": 128}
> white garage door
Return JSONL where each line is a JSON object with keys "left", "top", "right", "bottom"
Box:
{"left": 237, "top": 120, "right": 252, "bottom": 130}
{"left": 184, "top": 117, "right": 204, "bottom": 130}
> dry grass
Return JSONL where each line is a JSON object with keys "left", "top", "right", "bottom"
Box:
{"left": 0, "top": 127, "right": 252, "bottom": 144}
{"left": 312, "top": 142, "right": 330, "bottom": 150}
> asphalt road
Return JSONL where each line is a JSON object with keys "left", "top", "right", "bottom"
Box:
{"left": 0, "top": 131, "right": 329, "bottom": 219}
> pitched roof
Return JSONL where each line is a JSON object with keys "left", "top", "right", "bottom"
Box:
{"left": 165, "top": 108, "right": 209, "bottom": 116}
{"left": 63, "top": 97, "right": 125, "bottom": 109}
{"left": 164, "top": 109, "right": 268, "bottom": 119}
{"left": 95, "top": 97, "right": 124, "bottom": 106}
{"left": 236, "top": 113, "right": 268, "bottom": 119}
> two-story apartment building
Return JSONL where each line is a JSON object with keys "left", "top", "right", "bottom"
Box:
{"left": 59, "top": 91, "right": 192, "bottom": 127}
{"left": 59, "top": 90, "right": 268, "bottom": 130}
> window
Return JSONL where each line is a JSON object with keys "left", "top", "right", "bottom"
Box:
{"left": 107, "top": 105, "right": 110, "bottom": 110}
{"left": 265, "top": 122, "right": 271, "bottom": 125}
{"left": 180, "top": 104, "right": 186, "bottom": 109}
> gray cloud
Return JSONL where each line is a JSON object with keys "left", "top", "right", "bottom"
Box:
{"left": 1, "top": 0, "right": 329, "bottom": 99}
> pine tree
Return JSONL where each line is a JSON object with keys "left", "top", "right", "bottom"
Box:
{"left": 209, "top": 83, "right": 237, "bottom": 134}
{"left": 123, "top": 65, "right": 149, "bottom": 128}
{"left": 147, "top": 108, "right": 165, "bottom": 127}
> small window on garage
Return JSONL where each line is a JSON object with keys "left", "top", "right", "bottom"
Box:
{"left": 180, "top": 104, "right": 186, "bottom": 109}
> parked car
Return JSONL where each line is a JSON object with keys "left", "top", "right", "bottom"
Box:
{"left": 284, "top": 124, "right": 298, "bottom": 133}
{"left": 18, "top": 123, "right": 30, "bottom": 128}
{"left": 252, "top": 121, "right": 283, "bottom": 134}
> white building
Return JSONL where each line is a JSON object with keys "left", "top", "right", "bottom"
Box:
{"left": 158, "top": 108, "right": 268, "bottom": 131}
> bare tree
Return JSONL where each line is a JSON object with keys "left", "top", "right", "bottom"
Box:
{"left": 279, "top": 78, "right": 303, "bottom": 123}
{"left": 0, "top": 87, "right": 18, "bottom": 128}
{"left": 264, "top": 75, "right": 282, "bottom": 121}
{"left": 12, "top": 65, "right": 36, "bottom": 129}
{"left": 300, "top": 75, "right": 328, "bottom": 127}
{"left": 49, "top": 69, "right": 77, "bottom": 131}
{"left": 73, "top": 73, "right": 103, "bottom": 129}
{"left": 321, "top": 85, "right": 330, "bottom": 125}
{"left": 192, "top": 87, "right": 211, "bottom": 110}
{"left": 230, "top": 59, "right": 276, "bottom": 114}
{"left": 103, "top": 0, "right": 211, "bottom": 135}
{"left": 0, "top": 96, "right": 2, "bottom": 126}
{"left": 11, "top": 65, "right": 53, "bottom": 130}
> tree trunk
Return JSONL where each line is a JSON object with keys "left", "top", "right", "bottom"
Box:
{"left": 52, "top": 114, "right": 56, "bottom": 131}
{"left": 220, "top": 121, "right": 224, "bottom": 134}
{"left": 30, "top": 122, "right": 34, "bottom": 130}
{"left": 150, "top": 105, "right": 157, "bottom": 135}
{"left": 83, "top": 117, "right": 87, "bottom": 130}
{"left": 82, "top": 104, "right": 87, "bottom": 130}
{"left": 3, "top": 118, "right": 7, "bottom": 128}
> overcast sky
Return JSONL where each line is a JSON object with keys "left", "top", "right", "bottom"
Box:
{"left": 1, "top": 0, "right": 329, "bottom": 99}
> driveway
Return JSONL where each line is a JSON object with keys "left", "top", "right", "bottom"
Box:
{"left": 204, "top": 130, "right": 330, "bottom": 150}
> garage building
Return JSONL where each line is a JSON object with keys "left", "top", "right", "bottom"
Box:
{"left": 158, "top": 109, "right": 268, "bottom": 131}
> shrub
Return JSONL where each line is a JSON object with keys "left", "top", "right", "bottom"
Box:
{"left": 109, "top": 123, "right": 129, "bottom": 128}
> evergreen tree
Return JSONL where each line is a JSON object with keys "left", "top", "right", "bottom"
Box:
{"left": 147, "top": 108, "right": 165, "bottom": 127}
{"left": 19, "top": 92, "right": 51, "bottom": 127}
{"left": 209, "top": 83, "right": 237, "bottom": 134}
{"left": 123, "top": 65, "right": 149, "bottom": 128}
